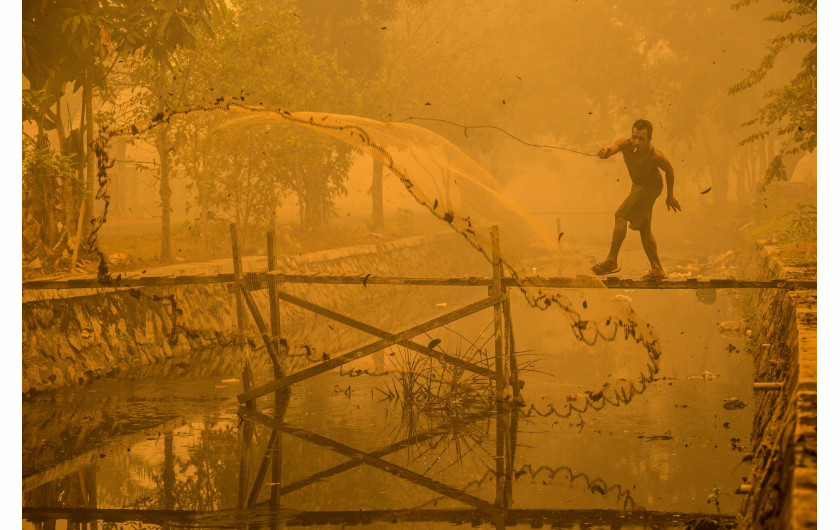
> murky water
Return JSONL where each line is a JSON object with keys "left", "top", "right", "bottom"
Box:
{"left": 23, "top": 287, "right": 751, "bottom": 529}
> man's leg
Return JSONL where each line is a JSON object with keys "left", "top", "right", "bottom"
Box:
{"left": 604, "top": 215, "right": 627, "bottom": 265}
{"left": 639, "top": 222, "right": 664, "bottom": 272}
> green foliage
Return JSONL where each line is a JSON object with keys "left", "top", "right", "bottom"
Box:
{"left": 730, "top": 0, "right": 816, "bottom": 189}
{"left": 779, "top": 203, "right": 816, "bottom": 243}
{"left": 742, "top": 201, "right": 816, "bottom": 263}
{"left": 22, "top": 136, "right": 78, "bottom": 197}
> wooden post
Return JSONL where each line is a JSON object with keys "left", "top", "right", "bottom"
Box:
{"left": 503, "top": 296, "right": 522, "bottom": 402}
{"left": 230, "top": 223, "right": 247, "bottom": 337}
{"left": 266, "top": 227, "right": 283, "bottom": 379}
{"left": 231, "top": 223, "right": 259, "bottom": 412}
{"left": 247, "top": 431, "right": 278, "bottom": 508}
{"left": 489, "top": 226, "right": 507, "bottom": 401}
{"left": 493, "top": 402, "right": 507, "bottom": 530}
{"left": 238, "top": 416, "right": 254, "bottom": 510}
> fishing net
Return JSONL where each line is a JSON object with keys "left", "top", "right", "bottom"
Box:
{"left": 91, "top": 102, "right": 662, "bottom": 417}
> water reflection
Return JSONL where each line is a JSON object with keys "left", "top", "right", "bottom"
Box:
{"left": 23, "top": 290, "right": 748, "bottom": 529}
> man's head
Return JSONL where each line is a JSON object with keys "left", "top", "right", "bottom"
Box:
{"left": 631, "top": 119, "right": 653, "bottom": 151}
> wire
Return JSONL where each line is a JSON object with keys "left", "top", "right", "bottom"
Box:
{"left": 399, "top": 116, "right": 599, "bottom": 157}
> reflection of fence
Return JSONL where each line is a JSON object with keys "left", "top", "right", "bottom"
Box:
{"left": 22, "top": 395, "right": 738, "bottom": 528}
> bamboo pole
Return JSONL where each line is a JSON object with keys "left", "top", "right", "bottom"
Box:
{"left": 266, "top": 227, "right": 283, "bottom": 378}
{"left": 237, "top": 415, "right": 254, "bottom": 510}
{"left": 262, "top": 410, "right": 489, "bottom": 500}
{"left": 754, "top": 382, "right": 784, "bottom": 390}
{"left": 494, "top": 402, "right": 506, "bottom": 519}
{"left": 21, "top": 273, "right": 818, "bottom": 292}
{"left": 237, "top": 295, "right": 504, "bottom": 403}
{"left": 245, "top": 410, "right": 503, "bottom": 517}
{"left": 271, "top": 288, "right": 495, "bottom": 378}
{"left": 237, "top": 284, "right": 283, "bottom": 373}
{"left": 490, "top": 226, "right": 506, "bottom": 401}
{"left": 502, "top": 297, "right": 522, "bottom": 401}
{"left": 229, "top": 224, "right": 247, "bottom": 337}
{"left": 21, "top": 507, "right": 738, "bottom": 527}
{"left": 247, "top": 431, "right": 278, "bottom": 508}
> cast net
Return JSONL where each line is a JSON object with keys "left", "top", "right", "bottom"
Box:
{"left": 91, "top": 102, "right": 662, "bottom": 417}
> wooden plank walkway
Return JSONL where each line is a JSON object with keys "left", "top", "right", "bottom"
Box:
{"left": 22, "top": 271, "right": 816, "bottom": 291}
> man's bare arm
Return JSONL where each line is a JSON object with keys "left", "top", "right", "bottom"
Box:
{"left": 654, "top": 149, "right": 681, "bottom": 212}
{"left": 598, "top": 138, "right": 626, "bottom": 159}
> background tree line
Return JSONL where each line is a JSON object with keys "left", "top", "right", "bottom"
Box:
{"left": 22, "top": 0, "right": 816, "bottom": 272}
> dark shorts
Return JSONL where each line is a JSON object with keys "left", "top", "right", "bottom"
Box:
{"left": 615, "top": 185, "right": 662, "bottom": 230}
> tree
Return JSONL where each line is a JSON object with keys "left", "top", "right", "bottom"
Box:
{"left": 112, "top": 0, "right": 224, "bottom": 261}
{"left": 296, "top": 0, "right": 397, "bottom": 230}
{"left": 728, "top": 0, "right": 816, "bottom": 188}
{"left": 158, "top": 0, "right": 358, "bottom": 249}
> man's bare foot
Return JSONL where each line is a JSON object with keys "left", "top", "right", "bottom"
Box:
{"left": 592, "top": 261, "right": 621, "bottom": 275}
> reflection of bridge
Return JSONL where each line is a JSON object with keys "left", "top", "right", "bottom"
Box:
{"left": 22, "top": 507, "right": 736, "bottom": 528}
{"left": 23, "top": 392, "right": 737, "bottom": 529}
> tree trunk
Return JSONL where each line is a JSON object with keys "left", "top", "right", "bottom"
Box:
{"left": 371, "top": 158, "right": 384, "bottom": 230}
{"left": 158, "top": 123, "right": 172, "bottom": 261}
{"left": 84, "top": 44, "right": 96, "bottom": 242}
{"left": 157, "top": 60, "right": 172, "bottom": 261}
{"left": 199, "top": 161, "right": 210, "bottom": 260}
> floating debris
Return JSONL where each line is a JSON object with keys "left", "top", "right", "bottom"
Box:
{"left": 723, "top": 397, "right": 748, "bottom": 410}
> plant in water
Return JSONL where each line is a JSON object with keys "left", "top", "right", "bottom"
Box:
{"left": 379, "top": 325, "right": 496, "bottom": 475}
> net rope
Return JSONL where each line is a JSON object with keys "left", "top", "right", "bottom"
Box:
{"left": 91, "top": 101, "right": 663, "bottom": 416}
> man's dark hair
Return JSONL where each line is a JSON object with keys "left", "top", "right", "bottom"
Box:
{"left": 632, "top": 119, "right": 653, "bottom": 139}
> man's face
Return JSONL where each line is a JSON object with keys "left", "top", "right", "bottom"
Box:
{"left": 631, "top": 127, "right": 651, "bottom": 151}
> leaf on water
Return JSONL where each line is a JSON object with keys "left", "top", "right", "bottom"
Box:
{"left": 428, "top": 338, "right": 442, "bottom": 350}
{"left": 700, "top": 187, "right": 712, "bottom": 194}
{"left": 582, "top": 300, "right": 587, "bottom": 309}
{"left": 557, "top": 232, "right": 564, "bottom": 241}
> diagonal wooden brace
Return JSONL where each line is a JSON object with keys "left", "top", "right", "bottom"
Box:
{"left": 265, "top": 410, "right": 490, "bottom": 498}
{"left": 237, "top": 284, "right": 284, "bottom": 375}
{"left": 237, "top": 295, "right": 504, "bottom": 403}
{"left": 247, "top": 430, "right": 278, "bottom": 508}
{"left": 244, "top": 409, "right": 502, "bottom": 516}
{"left": 272, "top": 288, "right": 496, "bottom": 379}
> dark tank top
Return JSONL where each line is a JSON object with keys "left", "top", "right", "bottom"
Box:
{"left": 621, "top": 141, "right": 663, "bottom": 190}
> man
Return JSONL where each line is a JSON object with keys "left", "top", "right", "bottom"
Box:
{"left": 591, "top": 119, "right": 680, "bottom": 280}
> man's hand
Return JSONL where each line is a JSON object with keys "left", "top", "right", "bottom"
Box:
{"left": 666, "top": 195, "right": 681, "bottom": 212}
{"left": 598, "top": 147, "right": 610, "bottom": 159}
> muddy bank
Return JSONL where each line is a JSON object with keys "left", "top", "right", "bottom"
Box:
{"left": 22, "top": 231, "right": 489, "bottom": 394}
{"left": 738, "top": 245, "right": 816, "bottom": 529}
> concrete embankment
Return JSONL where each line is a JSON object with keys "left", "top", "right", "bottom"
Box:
{"left": 22, "top": 231, "right": 489, "bottom": 394}
{"left": 738, "top": 246, "right": 816, "bottom": 529}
